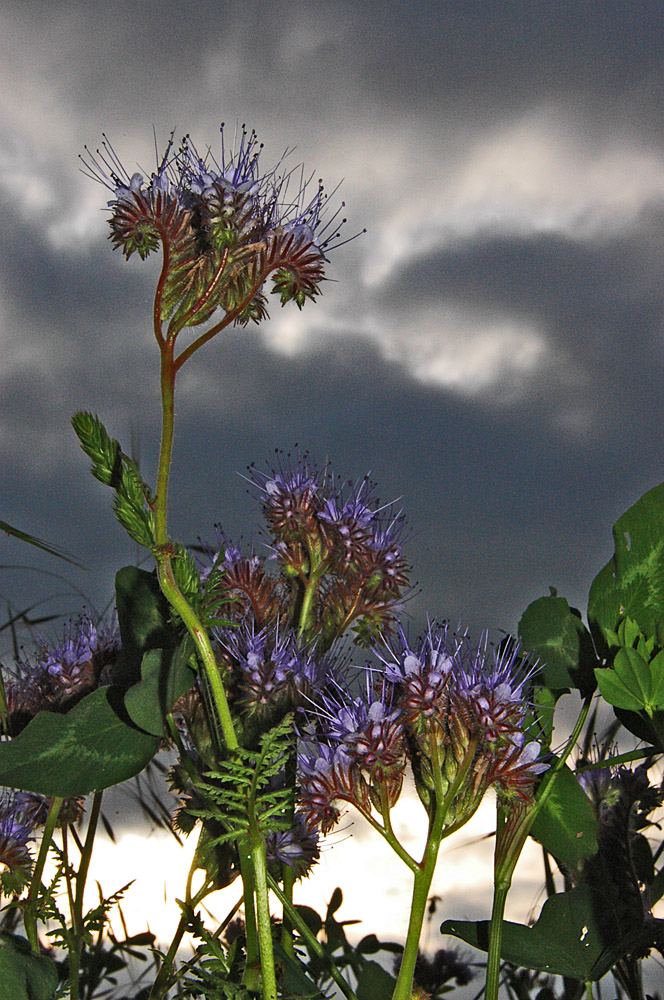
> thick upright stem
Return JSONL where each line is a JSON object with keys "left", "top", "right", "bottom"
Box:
{"left": 392, "top": 737, "right": 479, "bottom": 1000}
{"left": 153, "top": 341, "right": 238, "bottom": 756}
{"left": 484, "top": 695, "right": 593, "bottom": 1000}
{"left": 249, "top": 822, "right": 278, "bottom": 1000}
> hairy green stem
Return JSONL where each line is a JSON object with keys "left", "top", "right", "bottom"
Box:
{"left": 25, "top": 796, "right": 63, "bottom": 953}
{"left": 149, "top": 877, "right": 213, "bottom": 999}
{"left": 238, "top": 836, "right": 261, "bottom": 990}
{"left": 249, "top": 821, "right": 278, "bottom": 1000}
{"left": 392, "top": 737, "right": 479, "bottom": 1000}
{"left": 484, "top": 694, "right": 593, "bottom": 1000}
{"left": 154, "top": 342, "right": 238, "bottom": 755}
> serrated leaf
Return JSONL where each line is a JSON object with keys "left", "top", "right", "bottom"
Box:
{"left": 530, "top": 764, "right": 598, "bottom": 872}
{"left": 518, "top": 595, "right": 597, "bottom": 696}
{"left": 124, "top": 640, "right": 196, "bottom": 736}
{"left": 442, "top": 885, "right": 625, "bottom": 982}
{"left": 0, "top": 686, "right": 159, "bottom": 796}
{"left": 588, "top": 481, "right": 664, "bottom": 643}
{"left": 0, "top": 933, "right": 58, "bottom": 1000}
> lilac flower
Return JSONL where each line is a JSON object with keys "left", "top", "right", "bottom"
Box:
{"left": 376, "top": 623, "right": 547, "bottom": 809}
{"left": 3, "top": 614, "right": 120, "bottom": 729}
{"left": 266, "top": 814, "right": 320, "bottom": 879}
{"left": 248, "top": 452, "right": 321, "bottom": 553}
{"left": 0, "top": 789, "right": 38, "bottom": 892}
{"left": 197, "top": 529, "right": 283, "bottom": 627}
{"left": 376, "top": 622, "right": 457, "bottom": 733}
{"left": 81, "top": 124, "right": 352, "bottom": 325}
{"left": 299, "top": 743, "right": 370, "bottom": 834}
{"left": 215, "top": 621, "right": 321, "bottom": 719}
{"left": 247, "top": 453, "right": 410, "bottom": 646}
{"left": 297, "top": 671, "right": 407, "bottom": 832}
{"left": 313, "top": 675, "right": 405, "bottom": 798}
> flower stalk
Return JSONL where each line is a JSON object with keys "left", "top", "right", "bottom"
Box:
{"left": 484, "top": 694, "right": 593, "bottom": 1000}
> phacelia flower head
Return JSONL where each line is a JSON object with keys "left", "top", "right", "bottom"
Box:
{"left": 376, "top": 623, "right": 547, "bottom": 815}
{"left": 215, "top": 621, "right": 322, "bottom": 721}
{"left": 0, "top": 789, "right": 39, "bottom": 895}
{"left": 198, "top": 529, "right": 283, "bottom": 628}
{"left": 248, "top": 452, "right": 410, "bottom": 648}
{"left": 81, "top": 124, "right": 355, "bottom": 333}
{"left": 266, "top": 813, "right": 320, "bottom": 880}
{"left": 297, "top": 670, "right": 407, "bottom": 832}
{"left": 298, "top": 743, "right": 370, "bottom": 834}
{"left": 3, "top": 614, "right": 121, "bottom": 731}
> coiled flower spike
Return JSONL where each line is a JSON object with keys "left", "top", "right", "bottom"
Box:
{"left": 80, "top": 125, "right": 354, "bottom": 340}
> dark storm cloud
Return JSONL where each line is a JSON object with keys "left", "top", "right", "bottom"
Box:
{"left": 380, "top": 212, "right": 664, "bottom": 442}
{"left": 348, "top": 1, "right": 664, "bottom": 133}
{"left": 4, "top": 3, "right": 664, "bottom": 693}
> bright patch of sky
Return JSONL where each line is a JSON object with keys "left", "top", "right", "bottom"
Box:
{"left": 363, "top": 115, "right": 664, "bottom": 287}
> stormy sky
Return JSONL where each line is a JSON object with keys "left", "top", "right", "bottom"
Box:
{"left": 4, "top": 0, "right": 664, "bottom": 979}
{"left": 4, "top": 1, "right": 664, "bottom": 652}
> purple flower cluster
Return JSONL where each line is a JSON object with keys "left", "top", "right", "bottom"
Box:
{"left": 199, "top": 531, "right": 283, "bottom": 629}
{"left": 3, "top": 615, "right": 120, "bottom": 730}
{"left": 215, "top": 622, "right": 322, "bottom": 721}
{"left": 0, "top": 789, "right": 38, "bottom": 891}
{"left": 378, "top": 625, "right": 547, "bottom": 806}
{"left": 298, "top": 624, "right": 547, "bottom": 837}
{"left": 81, "top": 125, "right": 350, "bottom": 323}
{"left": 265, "top": 814, "right": 320, "bottom": 879}
{"left": 248, "top": 455, "right": 410, "bottom": 647}
{"left": 299, "top": 673, "right": 406, "bottom": 832}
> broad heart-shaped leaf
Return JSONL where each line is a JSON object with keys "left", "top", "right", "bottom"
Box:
{"left": 529, "top": 763, "right": 598, "bottom": 874}
{"left": 588, "top": 481, "right": 664, "bottom": 644}
{"left": 124, "top": 639, "right": 196, "bottom": 736}
{"left": 0, "top": 932, "right": 58, "bottom": 1000}
{"left": 0, "top": 686, "right": 159, "bottom": 797}
{"left": 441, "top": 885, "right": 624, "bottom": 982}
{"left": 113, "top": 565, "right": 175, "bottom": 687}
{"left": 519, "top": 594, "right": 598, "bottom": 696}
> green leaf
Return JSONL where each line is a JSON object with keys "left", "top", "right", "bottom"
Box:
{"left": 650, "top": 649, "right": 664, "bottom": 706}
{"left": 588, "top": 481, "right": 664, "bottom": 643}
{"left": 113, "top": 566, "right": 175, "bottom": 687}
{"left": 518, "top": 595, "right": 597, "bottom": 696}
{"left": 441, "top": 885, "right": 623, "bottom": 982}
{"left": 327, "top": 887, "right": 343, "bottom": 918}
{"left": 614, "top": 647, "right": 652, "bottom": 702}
{"left": 613, "top": 705, "right": 664, "bottom": 746}
{"left": 595, "top": 667, "right": 647, "bottom": 713}
{"left": 0, "top": 933, "right": 58, "bottom": 1000}
{"left": 356, "top": 960, "right": 396, "bottom": 1000}
{"left": 530, "top": 764, "right": 598, "bottom": 873}
{"left": 0, "top": 686, "right": 160, "bottom": 796}
{"left": 124, "top": 640, "right": 196, "bottom": 737}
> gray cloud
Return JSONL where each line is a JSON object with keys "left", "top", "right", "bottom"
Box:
{"left": 3, "top": 1, "right": 664, "bottom": 652}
